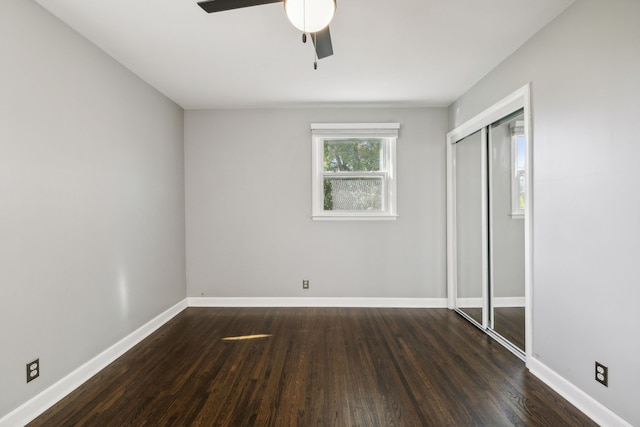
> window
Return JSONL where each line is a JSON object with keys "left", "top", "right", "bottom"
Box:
{"left": 510, "top": 121, "right": 526, "bottom": 217}
{"left": 311, "top": 123, "right": 399, "bottom": 220}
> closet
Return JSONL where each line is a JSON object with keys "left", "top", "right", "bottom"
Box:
{"left": 446, "top": 86, "right": 532, "bottom": 361}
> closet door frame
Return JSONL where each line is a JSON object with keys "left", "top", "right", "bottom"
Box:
{"left": 446, "top": 84, "right": 533, "bottom": 365}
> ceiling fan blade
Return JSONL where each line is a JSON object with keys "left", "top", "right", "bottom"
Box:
{"left": 312, "top": 26, "right": 333, "bottom": 59}
{"left": 198, "top": 0, "right": 282, "bottom": 13}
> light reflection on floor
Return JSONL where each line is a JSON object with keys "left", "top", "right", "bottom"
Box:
{"left": 222, "top": 334, "right": 272, "bottom": 341}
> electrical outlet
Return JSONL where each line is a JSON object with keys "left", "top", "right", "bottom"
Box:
{"left": 302, "top": 280, "right": 309, "bottom": 289}
{"left": 595, "top": 361, "right": 608, "bottom": 387}
{"left": 27, "top": 359, "right": 39, "bottom": 383}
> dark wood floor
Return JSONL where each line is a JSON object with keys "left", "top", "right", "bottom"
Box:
{"left": 29, "top": 308, "right": 596, "bottom": 426}
{"left": 459, "top": 306, "right": 483, "bottom": 326}
{"left": 493, "top": 307, "right": 526, "bottom": 352}
{"left": 462, "top": 307, "right": 526, "bottom": 351}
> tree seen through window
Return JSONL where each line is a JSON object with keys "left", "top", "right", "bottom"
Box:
{"left": 323, "top": 139, "right": 383, "bottom": 210}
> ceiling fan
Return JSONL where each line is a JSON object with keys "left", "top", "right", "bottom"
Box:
{"left": 197, "top": 0, "right": 336, "bottom": 68}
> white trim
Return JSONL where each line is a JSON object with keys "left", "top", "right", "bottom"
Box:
{"left": 456, "top": 297, "right": 525, "bottom": 308}
{"left": 446, "top": 123, "right": 457, "bottom": 310}
{"left": 187, "top": 297, "right": 448, "bottom": 308}
{"left": 488, "top": 127, "right": 495, "bottom": 329}
{"left": 481, "top": 129, "right": 489, "bottom": 328}
{"left": 447, "top": 89, "right": 526, "bottom": 143}
{"left": 312, "top": 214, "right": 398, "bottom": 221}
{"left": 455, "top": 298, "right": 483, "bottom": 308}
{"left": 529, "top": 358, "right": 633, "bottom": 427}
{"left": 522, "top": 84, "right": 534, "bottom": 368}
{"left": 311, "top": 123, "right": 399, "bottom": 219}
{"left": 493, "top": 297, "right": 525, "bottom": 307}
{"left": 311, "top": 123, "right": 400, "bottom": 129}
{"left": 311, "top": 122, "right": 400, "bottom": 133}
{"left": 0, "top": 299, "right": 188, "bottom": 427}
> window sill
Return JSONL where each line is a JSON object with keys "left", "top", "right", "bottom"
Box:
{"left": 312, "top": 214, "right": 399, "bottom": 221}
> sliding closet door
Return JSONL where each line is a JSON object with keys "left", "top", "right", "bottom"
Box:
{"left": 489, "top": 112, "right": 526, "bottom": 351}
{"left": 454, "top": 130, "right": 486, "bottom": 326}
{"left": 447, "top": 85, "right": 531, "bottom": 362}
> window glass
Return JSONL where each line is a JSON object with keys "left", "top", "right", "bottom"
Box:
{"left": 512, "top": 134, "right": 526, "bottom": 215}
{"left": 323, "top": 177, "right": 383, "bottom": 211}
{"left": 323, "top": 139, "right": 382, "bottom": 172}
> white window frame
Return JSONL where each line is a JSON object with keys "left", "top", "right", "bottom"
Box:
{"left": 311, "top": 123, "right": 399, "bottom": 221}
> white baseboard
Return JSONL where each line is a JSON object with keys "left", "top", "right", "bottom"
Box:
{"left": 528, "top": 358, "right": 632, "bottom": 427}
{"left": 455, "top": 296, "right": 525, "bottom": 308}
{"left": 0, "top": 299, "right": 188, "bottom": 427}
{"left": 494, "top": 297, "right": 525, "bottom": 307}
{"left": 188, "top": 297, "right": 448, "bottom": 308}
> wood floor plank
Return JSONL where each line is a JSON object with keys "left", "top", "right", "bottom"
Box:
{"left": 28, "top": 308, "right": 597, "bottom": 426}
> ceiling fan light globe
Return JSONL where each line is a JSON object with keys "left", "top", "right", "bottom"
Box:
{"left": 284, "top": 0, "right": 336, "bottom": 33}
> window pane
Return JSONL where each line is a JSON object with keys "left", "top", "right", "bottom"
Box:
{"left": 323, "top": 178, "right": 383, "bottom": 211}
{"left": 516, "top": 136, "right": 526, "bottom": 171}
{"left": 518, "top": 172, "right": 526, "bottom": 210}
{"left": 324, "top": 139, "right": 382, "bottom": 172}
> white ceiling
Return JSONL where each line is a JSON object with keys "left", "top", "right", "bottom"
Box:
{"left": 34, "top": 0, "right": 574, "bottom": 109}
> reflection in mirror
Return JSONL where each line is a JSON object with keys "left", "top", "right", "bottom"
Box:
{"left": 454, "top": 130, "right": 484, "bottom": 326}
{"left": 489, "top": 112, "right": 526, "bottom": 351}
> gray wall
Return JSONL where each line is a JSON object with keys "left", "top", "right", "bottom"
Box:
{"left": 185, "top": 108, "right": 448, "bottom": 299}
{"left": 449, "top": 0, "right": 640, "bottom": 424}
{"left": 0, "top": 0, "right": 186, "bottom": 418}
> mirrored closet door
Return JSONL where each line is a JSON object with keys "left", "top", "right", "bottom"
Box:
{"left": 488, "top": 112, "right": 526, "bottom": 352}
{"left": 454, "top": 129, "right": 486, "bottom": 327}
{"left": 447, "top": 85, "right": 531, "bottom": 361}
